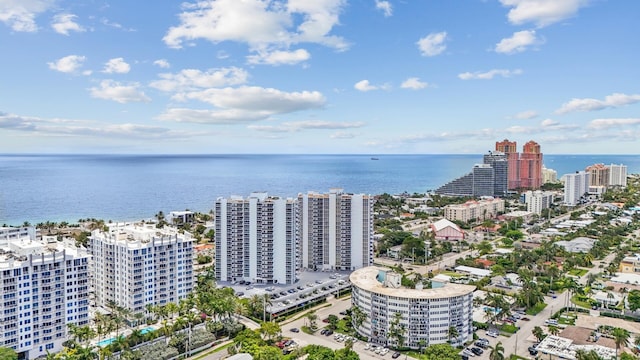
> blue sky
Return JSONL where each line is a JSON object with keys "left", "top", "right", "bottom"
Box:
{"left": 0, "top": 0, "right": 638, "bottom": 154}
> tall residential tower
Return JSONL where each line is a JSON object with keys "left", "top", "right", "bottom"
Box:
{"left": 215, "top": 192, "right": 298, "bottom": 284}
{"left": 298, "top": 188, "right": 374, "bottom": 271}
{"left": 90, "top": 224, "right": 194, "bottom": 314}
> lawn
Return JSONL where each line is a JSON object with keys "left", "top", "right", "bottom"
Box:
{"left": 500, "top": 324, "right": 518, "bottom": 334}
{"left": 440, "top": 271, "right": 466, "bottom": 278}
{"left": 568, "top": 268, "right": 589, "bottom": 277}
{"left": 526, "top": 302, "right": 547, "bottom": 315}
{"left": 571, "top": 295, "right": 592, "bottom": 309}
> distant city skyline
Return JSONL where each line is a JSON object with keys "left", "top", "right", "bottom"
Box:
{"left": 0, "top": 1, "right": 638, "bottom": 154}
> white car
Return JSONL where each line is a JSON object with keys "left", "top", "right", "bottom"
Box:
{"left": 364, "top": 344, "right": 371, "bottom": 350}
{"left": 463, "top": 349, "right": 475, "bottom": 357}
{"left": 487, "top": 331, "right": 499, "bottom": 338}
{"left": 380, "top": 348, "right": 389, "bottom": 356}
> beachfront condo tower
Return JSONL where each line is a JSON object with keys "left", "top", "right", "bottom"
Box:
{"left": 298, "top": 188, "right": 374, "bottom": 271}
{"left": 90, "top": 224, "right": 194, "bottom": 314}
{"left": 215, "top": 192, "right": 298, "bottom": 284}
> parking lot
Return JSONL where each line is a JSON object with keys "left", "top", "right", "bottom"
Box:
{"left": 218, "top": 269, "right": 352, "bottom": 317}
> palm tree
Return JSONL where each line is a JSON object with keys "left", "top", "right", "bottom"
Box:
{"left": 418, "top": 339, "right": 427, "bottom": 355}
{"left": 448, "top": 325, "right": 459, "bottom": 345}
{"left": 306, "top": 311, "right": 318, "bottom": 330}
{"left": 548, "top": 325, "right": 560, "bottom": 336}
{"left": 612, "top": 327, "right": 630, "bottom": 360}
{"left": 532, "top": 326, "right": 546, "bottom": 343}
{"left": 489, "top": 341, "right": 505, "bottom": 360}
{"left": 620, "top": 287, "right": 629, "bottom": 314}
{"left": 351, "top": 306, "right": 366, "bottom": 331}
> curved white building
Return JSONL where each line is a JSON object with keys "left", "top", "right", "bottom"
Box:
{"left": 350, "top": 267, "right": 476, "bottom": 349}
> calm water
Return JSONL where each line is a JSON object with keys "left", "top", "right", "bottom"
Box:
{"left": 0, "top": 154, "right": 638, "bottom": 225}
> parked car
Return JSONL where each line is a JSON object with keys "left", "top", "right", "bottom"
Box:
{"left": 471, "top": 347, "right": 484, "bottom": 356}
{"left": 392, "top": 351, "right": 401, "bottom": 358}
{"left": 290, "top": 328, "right": 299, "bottom": 333}
{"left": 487, "top": 330, "right": 499, "bottom": 338}
{"left": 528, "top": 346, "right": 538, "bottom": 356}
{"left": 474, "top": 341, "right": 488, "bottom": 349}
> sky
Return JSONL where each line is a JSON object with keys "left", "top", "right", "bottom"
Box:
{"left": 0, "top": 0, "right": 638, "bottom": 154}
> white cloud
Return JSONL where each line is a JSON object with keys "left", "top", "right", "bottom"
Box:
{"left": 354, "top": 80, "right": 382, "bottom": 92}
{"left": 102, "top": 58, "right": 131, "bottom": 74}
{"left": 587, "top": 118, "right": 640, "bottom": 130}
{"left": 495, "top": 30, "right": 540, "bottom": 54}
{"left": 0, "top": 0, "right": 54, "bottom": 32}
{"left": 153, "top": 59, "right": 171, "bottom": 68}
{"left": 0, "top": 112, "right": 200, "bottom": 139}
{"left": 401, "top": 77, "right": 428, "bottom": 90}
{"left": 556, "top": 93, "right": 640, "bottom": 114}
{"left": 89, "top": 80, "right": 151, "bottom": 103}
{"left": 176, "top": 86, "right": 325, "bottom": 112}
{"left": 416, "top": 31, "right": 448, "bottom": 57}
{"left": 248, "top": 120, "right": 364, "bottom": 132}
{"left": 150, "top": 67, "right": 248, "bottom": 92}
{"left": 47, "top": 55, "right": 86, "bottom": 74}
{"left": 458, "top": 69, "right": 523, "bottom": 80}
{"left": 101, "top": 17, "right": 136, "bottom": 32}
{"left": 330, "top": 131, "right": 356, "bottom": 139}
{"left": 499, "top": 0, "right": 588, "bottom": 27}
{"left": 512, "top": 110, "right": 538, "bottom": 120}
{"left": 51, "top": 13, "right": 85, "bottom": 35}
{"left": 160, "top": 86, "right": 326, "bottom": 124}
{"left": 247, "top": 49, "right": 311, "bottom": 65}
{"left": 157, "top": 108, "right": 271, "bottom": 124}
{"left": 375, "top": 0, "right": 392, "bottom": 17}
{"left": 540, "top": 118, "right": 558, "bottom": 127}
{"left": 163, "top": 0, "right": 348, "bottom": 54}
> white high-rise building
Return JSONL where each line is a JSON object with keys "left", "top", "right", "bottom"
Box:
{"left": 609, "top": 163, "right": 628, "bottom": 187}
{"left": 90, "top": 224, "right": 194, "bottom": 314}
{"left": 0, "top": 238, "right": 90, "bottom": 359}
{"left": 215, "top": 192, "right": 298, "bottom": 285}
{"left": 0, "top": 226, "right": 36, "bottom": 247}
{"left": 298, "top": 189, "right": 374, "bottom": 271}
{"left": 524, "top": 190, "right": 554, "bottom": 215}
{"left": 564, "top": 171, "right": 590, "bottom": 206}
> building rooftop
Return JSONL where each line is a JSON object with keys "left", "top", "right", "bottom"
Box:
{"left": 431, "top": 218, "right": 461, "bottom": 232}
{"left": 350, "top": 266, "right": 475, "bottom": 299}
{"left": 536, "top": 335, "right": 616, "bottom": 360}
{"left": 0, "top": 237, "right": 88, "bottom": 268}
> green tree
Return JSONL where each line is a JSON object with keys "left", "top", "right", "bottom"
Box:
{"left": 327, "top": 314, "right": 339, "bottom": 330}
{"left": 388, "top": 312, "right": 407, "bottom": 349}
{"left": 259, "top": 321, "right": 281, "bottom": 342}
{"left": 0, "top": 347, "right": 17, "bottom": 360}
{"left": 307, "top": 311, "right": 318, "bottom": 330}
{"left": 489, "top": 341, "right": 505, "bottom": 360}
{"left": 422, "top": 343, "right": 461, "bottom": 360}
{"left": 448, "top": 325, "right": 459, "bottom": 345}
{"left": 612, "top": 327, "right": 630, "bottom": 360}
{"left": 532, "top": 326, "right": 546, "bottom": 343}
{"left": 548, "top": 325, "right": 560, "bottom": 336}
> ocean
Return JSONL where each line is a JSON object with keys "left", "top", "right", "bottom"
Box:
{"left": 0, "top": 154, "right": 638, "bottom": 225}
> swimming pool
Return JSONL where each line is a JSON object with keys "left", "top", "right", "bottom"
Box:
{"left": 140, "top": 327, "right": 155, "bottom": 335}
{"left": 97, "top": 337, "right": 115, "bottom": 347}
{"left": 483, "top": 306, "right": 501, "bottom": 313}
{"left": 97, "top": 327, "right": 155, "bottom": 347}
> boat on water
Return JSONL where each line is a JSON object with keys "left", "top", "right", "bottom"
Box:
{"left": 371, "top": 157, "right": 379, "bottom": 160}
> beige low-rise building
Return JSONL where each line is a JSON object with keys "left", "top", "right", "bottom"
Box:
{"left": 619, "top": 254, "right": 640, "bottom": 274}
{"left": 443, "top": 198, "right": 504, "bottom": 223}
